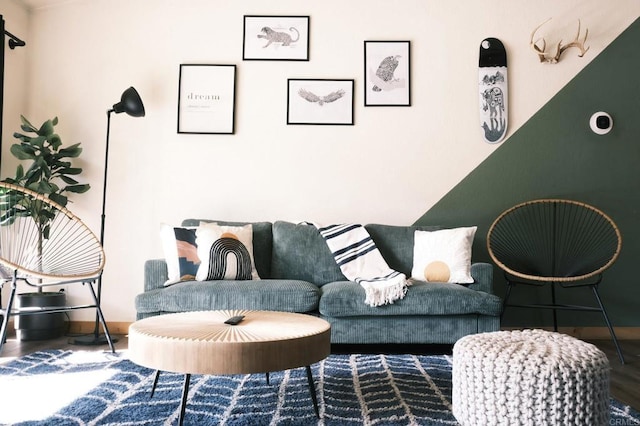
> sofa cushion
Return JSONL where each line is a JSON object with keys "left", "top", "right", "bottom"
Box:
{"left": 411, "top": 226, "right": 477, "bottom": 283}
{"left": 182, "top": 219, "right": 272, "bottom": 279}
{"left": 271, "top": 221, "right": 346, "bottom": 285}
{"left": 365, "top": 223, "right": 440, "bottom": 276}
{"left": 319, "top": 280, "right": 502, "bottom": 317}
{"left": 135, "top": 279, "right": 320, "bottom": 314}
{"left": 195, "top": 222, "right": 260, "bottom": 280}
{"left": 160, "top": 224, "right": 199, "bottom": 285}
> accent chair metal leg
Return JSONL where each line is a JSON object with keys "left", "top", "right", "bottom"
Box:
{"left": 551, "top": 282, "right": 558, "bottom": 332}
{"left": 86, "top": 281, "right": 116, "bottom": 353}
{"left": 500, "top": 280, "right": 513, "bottom": 321}
{"left": 178, "top": 374, "right": 191, "bottom": 426}
{"left": 265, "top": 372, "right": 270, "bottom": 384}
{"left": 150, "top": 370, "right": 161, "bottom": 398}
{"left": 591, "top": 286, "right": 625, "bottom": 364}
{"left": 305, "top": 365, "right": 320, "bottom": 418}
{"left": 0, "top": 279, "right": 17, "bottom": 355}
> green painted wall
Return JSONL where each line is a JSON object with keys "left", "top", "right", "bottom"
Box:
{"left": 414, "top": 17, "right": 640, "bottom": 327}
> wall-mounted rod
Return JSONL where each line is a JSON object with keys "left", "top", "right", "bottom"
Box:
{"left": 5, "top": 29, "right": 26, "bottom": 49}
{"left": 1, "top": 14, "right": 27, "bottom": 175}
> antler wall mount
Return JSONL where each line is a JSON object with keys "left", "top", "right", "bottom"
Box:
{"left": 530, "top": 18, "right": 590, "bottom": 64}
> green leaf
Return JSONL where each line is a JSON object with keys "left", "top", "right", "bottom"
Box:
{"left": 30, "top": 136, "right": 47, "bottom": 148}
{"left": 49, "top": 192, "right": 68, "bottom": 207}
{"left": 1, "top": 177, "right": 18, "bottom": 184}
{"left": 58, "top": 167, "right": 82, "bottom": 175}
{"left": 13, "top": 132, "right": 31, "bottom": 143}
{"left": 65, "top": 184, "right": 90, "bottom": 193}
{"left": 42, "top": 224, "right": 51, "bottom": 239}
{"left": 23, "top": 163, "right": 42, "bottom": 182}
{"left": 58, "top": 144, "right": 82, "bottom": 158}
{"left": 36, "top": 181, "right": 55, "bottom": 194}
{"left": 15, "top": 165, "right": 24, "bottom": 180}
{"left": 19, "top": 115, "right": 38, "bottom": 133}
{"left": 38, "top": 119, "right": 55, "bottom": 137}
{"left": 54, "top": 160, "right": 72, "bottom": 169}
{"left": 49, "top": 135, "right": 62, "bottom": 151}
{"left": 10, "top": 144, "right": 36, "bottom": 160}
{"left": 60, "top": 175, "right": 79, "bottom": 185}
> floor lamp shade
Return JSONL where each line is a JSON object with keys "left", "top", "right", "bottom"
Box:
{"left": 112, "top": 86, "right": 145, "bottom": 117}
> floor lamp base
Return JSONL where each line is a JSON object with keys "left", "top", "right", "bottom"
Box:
{"left": 69, "top": 334, "right": 118, "bottom": 346}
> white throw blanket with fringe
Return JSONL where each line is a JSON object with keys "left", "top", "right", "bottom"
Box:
{"left": 316, "top": 223, "right": 411, "bottom": 307}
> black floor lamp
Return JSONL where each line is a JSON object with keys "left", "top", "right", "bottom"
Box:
{"left": 71, "top": 87, "right": 145, "bottom": 346}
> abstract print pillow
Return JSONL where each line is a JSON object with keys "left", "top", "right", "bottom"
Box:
{"left": 411, "top": 226, "right": 477, "bottom": 284}
{"left": 196, "top": 222, "right": 260, "bottom": 281}
{"left": 160, "top": 224, "right": 200, "bottom": 286}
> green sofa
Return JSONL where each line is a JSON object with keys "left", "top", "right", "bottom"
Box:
{"left": 136, "top": 220, "right": 502, "bottom": 344}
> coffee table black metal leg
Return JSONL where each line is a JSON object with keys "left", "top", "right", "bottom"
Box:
{"left": 150, "top": 370, "right": 160, "bottom": 398}
{"left": 266, "top": 371, "right": 270, "bottom": 384}
{"left": 178, "top": 374, "right": 191, "bottom": 426}
{"left": 305, "top": 365, "right": 319, "bottom": 418}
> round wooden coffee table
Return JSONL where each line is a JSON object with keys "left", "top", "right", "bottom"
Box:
{"left": 128, "top": 310, "right": 331, "bottom": 425}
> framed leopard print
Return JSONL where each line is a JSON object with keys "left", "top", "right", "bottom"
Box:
{"left": 243, "top": 15, "right": 310, "bottom": 61}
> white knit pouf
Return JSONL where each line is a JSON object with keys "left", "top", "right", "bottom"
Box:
{"left": 452, "top": 329, "right": 610, "bottom": 426}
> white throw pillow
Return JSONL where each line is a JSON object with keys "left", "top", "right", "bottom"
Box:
{"left": 160, "top": 224, "right": 200, "bottom": 286}
{"left": 196, "top": 222, "right": 260, "bottom": 281}
{"left": 411, "top": 226, "right": 477, "bottom": 284}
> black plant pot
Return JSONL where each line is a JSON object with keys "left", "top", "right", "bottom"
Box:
{"left": 14, "top": 292, "right": 66, "bottom": 341}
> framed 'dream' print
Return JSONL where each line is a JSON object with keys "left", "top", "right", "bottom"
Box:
{"left": 243, "top": 15, "right": 310, "bottom": 61}
{"left": 364, "top": 40, "right": 411, "bottom": 106}
{"left": 177, "top": 64, "right": 236, "bottom": 134}
{"left": 287, "top": 79, "right": 354, "bottom": 125}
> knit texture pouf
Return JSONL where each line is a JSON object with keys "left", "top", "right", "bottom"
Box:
{"left": 452, "top": 329, "right": 610, "bottom": 426}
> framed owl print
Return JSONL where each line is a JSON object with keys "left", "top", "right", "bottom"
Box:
{"left": 364, "top": 41, "right": 411, "bottom": 106}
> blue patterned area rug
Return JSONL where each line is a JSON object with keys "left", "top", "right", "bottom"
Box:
{"left": 0, "top": 350, "right": 639, "bottom": 426}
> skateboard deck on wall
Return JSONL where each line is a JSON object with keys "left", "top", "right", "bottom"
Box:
{"left": 479, "top": 38, "right": 508, "bottom": 144}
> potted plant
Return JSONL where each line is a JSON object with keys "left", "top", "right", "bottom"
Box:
{"left": 2, "top": 115, "right": 90, "bottom": 340}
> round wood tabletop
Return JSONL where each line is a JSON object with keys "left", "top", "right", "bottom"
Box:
{"left": 128, "top": 310, "right": 331, "bottom": 375}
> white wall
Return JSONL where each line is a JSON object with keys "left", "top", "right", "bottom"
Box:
{"left": 4, "top": 0, "right": 639, "bottom": 322}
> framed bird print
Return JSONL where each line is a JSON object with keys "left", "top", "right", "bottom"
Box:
{"left": 364, "top": 41, "right": 411, "bottom": 106}
{"left": 287, "top": 79, "right": 354, "bottom": 125}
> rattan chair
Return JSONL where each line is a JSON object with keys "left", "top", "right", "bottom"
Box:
{"left": 0, "top": 182, "right": 114, "bottom": 354}
{"left": 487, "top": 199, "right": 624, "bottom": 363}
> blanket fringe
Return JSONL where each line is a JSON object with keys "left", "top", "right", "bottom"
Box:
{"left": 361, "top": 277, "right": 412, "bottom": 307}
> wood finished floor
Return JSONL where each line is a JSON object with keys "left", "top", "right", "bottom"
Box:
{"left": 1, "top": 331, "right": 638, "bottom": 411}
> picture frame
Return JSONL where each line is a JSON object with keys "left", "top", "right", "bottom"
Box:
{"left": 243, "top": 15, "right": 310, "bottom": 61}
{"left": 364, "top": 41, "right": 411, "bottom": 106}
{"left": 177, "top": 64, "right": 236, "bottom": 134}
{"left": 287, "top": 79, "right": 354, "bottom": 125}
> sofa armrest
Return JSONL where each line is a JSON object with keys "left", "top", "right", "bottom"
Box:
{"left": 144, "top": 259, "right": 168, "bottom": 292}
{"left": 468, "top": 262, "right": 494, "bottom": 294}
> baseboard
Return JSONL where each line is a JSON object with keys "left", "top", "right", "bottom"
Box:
{"left": 73, "top": 323, "right": 640, "bottom": 340}
{"left": 67, "top": 321, "right": 131, "bottom": 335}
{"left": 7, "top": 320, "right": 640, "bottom": 340}
{"left": 501, "top": 326, "right": 640, "bottom": 340}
